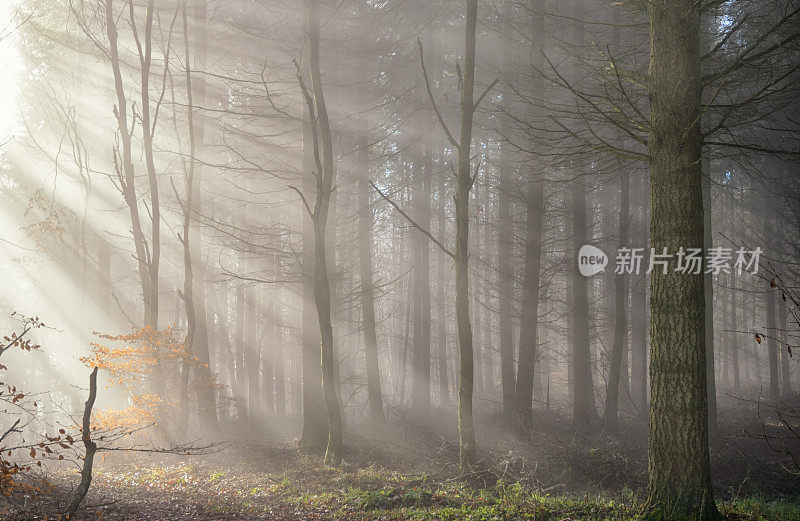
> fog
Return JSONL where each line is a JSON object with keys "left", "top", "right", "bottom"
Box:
{"left": 1, "top": 0, "right": 799, "bottom": 519}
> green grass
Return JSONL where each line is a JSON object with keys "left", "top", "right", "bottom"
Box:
{"left": 87, "top": 461, "right": 800, "bottom": 521}
{"left": 271, "top": 469, "right": 800, "bottom": 520}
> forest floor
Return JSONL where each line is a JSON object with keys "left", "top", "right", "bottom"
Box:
{"left": 4, "top": 402, "right": 800, "bottom": 520}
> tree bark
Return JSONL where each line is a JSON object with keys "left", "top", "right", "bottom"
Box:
{"left": 604, "top": 170, "right": 629, "bottom": 431}
{"left": 766, "top": 285, "right": 779, "bottom": 402}
{"left": 513, "top": 0, "right": 545, "bottom": 429}
{"left": 630, "top": 170, "right": 648, "bottom": 419}
{"left": 730, "top": 271, "right": 740, "bottom": 391}
{"left": 455, "top": 0, "right": 479, "bottom": 471}
{"left": 299, "top": 81, "right": 327, "bottom": 454}
{"left": 305, "top": 0, "right": 343, "bottom": 466}
{"left": 497, "top": 5, "right": 515, "bottom": 413}
{"left": 411, "top": 158, "right": 432, "bottom": 413}
{"left": 779, "top": 293, "right": 790, "bottom": 398}
{"left": 646, "top": 0, "right": 719, "bottom": 517}
{"left": 514, "top": 172, "right": 544, "bottom": 429}
{"left": 571, "top": 177, "right": 595, "bottom": 430}
{"left": 357, "top": 113, "right": 384, "bottom": 422}
{"left": 67, "top": 367, "right": 98, "bottom": 515}
{"left": 702, "top": 165, "right": 718, "bottom": 436}
{"left": 437, "top": 180, "right": 450, "bottom": 407}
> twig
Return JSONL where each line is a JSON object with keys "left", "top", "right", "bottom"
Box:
{"left": 370, "top": 180, "right": 454, "bottom": 259}
{"left": 417, "top": 38, "right": 459, "bottom": 150}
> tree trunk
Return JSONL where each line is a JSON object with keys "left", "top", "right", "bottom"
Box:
{"left": 513, "top": 0, "right": 545, "bottom": 428}
{"left": 262, "top": 300, "right": 275, "bottom": 415}
{"left": 455, "top": 0, "right": 479, "bottom": 471}
{"left": 299, "top": 83, "right": 327, "bottom": 454}
{"left": 497, "top": 28, "right": 515, "bottom": 414}
{"left": 604, "top": 170, "right": 629, "bottom": 431}
{"left": 411, "top": 158, "right": 432, "bottom": 413}
{"left": 66, "top": 367, "right": 99, "bottom": 516}
{"left": 571, "top": 177, "right": 595, "bottom": 429}
{"left": 357, "top": 121, "right": 384, "bottom": 422}
{"left": 473, "top": 204, "right": 483, "bottom": 396}
{"left": 730, "top": 271, "right": 740, "bottom": 391}
{"left": 437, "top": 180, "right": 450, "bottom": 407}
{"left": 702, "top": 165, "right": 718, "bottom": 435}
{"left": 179, "top": 0, "right": 216, "bottom": 432}
{"left": 779, "top": 294, "right": 790, "bottom": 398}
{"left": 232, "top": 284, "right": 247, "bottom": 424}
{"left": 306, "top": 0, "right": 342, "bottom": 466}
{"left": 514, "top": 171, "right": 544, "bottom": 429}
{"left": 274, "top": 298, "right": 286, "bottom": 416}
{"left": 766, "top": 286, "right": 779, "bottom": 402}
{"left": 646, "top": 0, "right": 718, "bottom": 517}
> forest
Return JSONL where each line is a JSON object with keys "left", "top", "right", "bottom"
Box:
{"left": 0, "top": 0, "right": 799, "bottom": 519}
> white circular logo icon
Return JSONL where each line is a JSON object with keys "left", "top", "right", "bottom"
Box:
{"left": 578, "top": 245, "right": 608, "bottom": 277}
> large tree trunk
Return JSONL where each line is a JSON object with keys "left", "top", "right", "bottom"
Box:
{"left": 646, "top": 0, "right": 718, "bottom": 517}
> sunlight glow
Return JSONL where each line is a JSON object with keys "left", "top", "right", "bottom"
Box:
{"left": 0, "top": 1, "right": 21, "bottom": 141}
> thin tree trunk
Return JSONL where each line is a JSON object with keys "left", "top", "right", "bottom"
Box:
{"left": 411, "top": 157, "right": 432, "bottom": 413}
{"left": 730, "top": 271, "right": 740, "bottom": 391}
{"left": 299, "top": 87, "right": 327, "bottom": 453}
{"left": 497, "top": 28, "right": 515, "bottom": 413}
{"left": 455, "top": 0, "right": 479, "bottom": 471}
{"left": 262, "top": 300, "right": 275, "bottom": 415}
{"left": 630, "top": 171, "right": 648, "bottom": 419}
{"left": 604, "top": 169, "right": 629, "bottom": 431}
{"left": 702, "top": 166, "right": 718, "bottom": 435}
{"left": 766, "top": 286, "right": 780, "bottom": 402}
{"left": 358, "top": 123, "right": 384, "bottom": 421}
{"left": 437, "top": 180, "right": 450, "bottom": 407}
{"left": 571, "top": 177, "right": 595, "bottom": 429}
{"left": 779, "top": 294, "right": 789, "bottom": 398}
{"left": 514, "top": 172, "right": 544, "bottom": 429}
{"left": 235, "top": 285, "right": 248, "bottom": 424}
{"left": 66, "top": 367, "right": 98, "bottom": 515}
{"left": 305, "top": 0, "right": 342, "bottom": 466}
